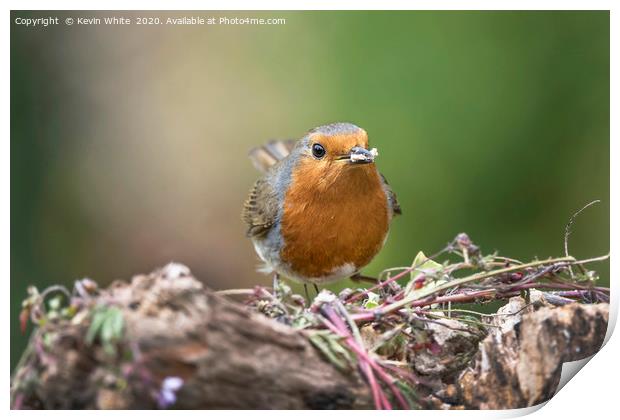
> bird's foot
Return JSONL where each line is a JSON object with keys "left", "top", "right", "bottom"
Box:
{"left": 303, "top": 283, "right": 321, "bottom": 307}
{"left": 272, "top": 272, "right": 281, "bottom": 299}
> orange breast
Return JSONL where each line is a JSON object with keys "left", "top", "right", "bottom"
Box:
{"left": 280, "top": 160, "right": 389, "bottom": 280}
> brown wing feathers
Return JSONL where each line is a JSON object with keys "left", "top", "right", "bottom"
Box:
{"left": 242, "top": 178, "right": 279, "bottom": 238}
{"left": 243, "top": 139, "right": 296, "bottom": 237}
{"left": 248, "top": 139, "right": 296, "bottom": 173}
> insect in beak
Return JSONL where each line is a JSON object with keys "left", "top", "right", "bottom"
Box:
{"left": 336, "top": 146, "right": 379, "bottom": 164}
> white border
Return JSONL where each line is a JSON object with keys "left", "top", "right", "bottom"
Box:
{"left": 3, "top": 1, "right": 616, "bottom": 418}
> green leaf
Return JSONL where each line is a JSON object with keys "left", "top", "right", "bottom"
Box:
{"left": 404, "top": 252, "right": 446, "bottom": 298}
{"left": 86, "top": 310, "right": 106, "bottom": 345}
{"left": 308, "top": 332, "right": 352, "bottom": 371}
{"left": 325, "top": 336, "right": 355, "bottom": 366}
{"left": 85, "top": 306, "right": 124, "bottom": 352}
{"left": 363, "top": 291, "right": 381, "bottom": 309}
{"left": 395, "top": 380, "right": 420, "bottom": 409}
{"left": 101, "top": 315, "right": 114, "bottom": 342}
{"left": 111, "top": 309, "right": 124, "bottom": 338}
{"left": 410, "top": 251, "right": 444, "bottom": 280}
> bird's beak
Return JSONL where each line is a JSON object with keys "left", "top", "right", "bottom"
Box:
{"left": 341, "top": 146, "right": 378, "bottom": 164}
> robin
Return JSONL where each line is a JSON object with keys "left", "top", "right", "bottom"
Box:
{"left": 242, "top": 122, "right": 401, "bottom": 298}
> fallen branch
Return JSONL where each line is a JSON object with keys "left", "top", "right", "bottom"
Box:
{"left": 11, "top": 265, "right": 373, "bottom": 409}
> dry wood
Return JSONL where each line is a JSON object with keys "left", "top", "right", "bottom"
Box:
{"left": 458, "top": 296, "right": 608, "bottom": 409}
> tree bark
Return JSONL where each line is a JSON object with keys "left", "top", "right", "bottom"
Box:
{"left": 458, "top": 297, "right": 609, "bottom": 409}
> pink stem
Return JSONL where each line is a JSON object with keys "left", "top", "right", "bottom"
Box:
{"left": 322, "top": 306, "right": 409, "bottom": 409}
{"left": 12, "top": 393, "right": 24, "bottom": 410}
{"left": 349, "top": 289, "right": 498, "bottom": 323}
{"left": 320, "top": 315, "right": 385, "bottom": 409}
{"left": 361, "top": 358, "right": 384, "bottom": 409}
{"left": 350, "top": 281, "right": 609, "bottom": 323}
{"left": 346, "top": 267, "right": 415, "bottom": 304}
{"left": 382, "top": 362, "right": 427, "bottom": 387}
{"left": 376, "top": 378, "right": 392, "bottom": 409}
{"left": 507, "top": 282, "right": 609, "bottom": 293}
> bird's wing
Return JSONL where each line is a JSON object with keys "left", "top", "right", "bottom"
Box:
{"left": 242, "top": 176, "right": 279, "bottom": 238}
{"left": 380, "top": 173, "right": 402, "bottom": 216}
{"left": 248, "top": 139, "right": 297, "bottom": 173}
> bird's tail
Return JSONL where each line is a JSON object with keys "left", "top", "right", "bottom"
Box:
{"left": 248, "top": 139, "right": 297, "bottom": 173}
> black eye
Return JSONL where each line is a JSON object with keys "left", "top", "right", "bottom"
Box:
{"left": 312, "top": 143, "right": 326, "bottom": 159}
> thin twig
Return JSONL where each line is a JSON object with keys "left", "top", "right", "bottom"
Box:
{"left": 573, "top": 253, "right": 610, "bottom": 265}
{"left": 214, "top": 289, "right": 256, "bottom": 296}
{"left": 378, "top": 256, "right": 576, "bottom": 315}
{"left": 564, "top": 200, "right": 601, "bottom": 277}
{"left": 346, "top": 246, "right": 451, "bottom": 304}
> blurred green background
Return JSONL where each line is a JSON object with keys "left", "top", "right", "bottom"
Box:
{"left": 11, "top": 11, "right": 609, "bottom": 369}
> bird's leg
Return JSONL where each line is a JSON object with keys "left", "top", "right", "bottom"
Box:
{"left": 313, "top": 284, "right": 320, "bottom": 294}
{"left": 303, "top": 284, "right": 310, "bottom": 304}
{"left": 272, "top": 272, "right": 281, "bottom": 299}
{"left": 350, "top": 273, "right": 379, "bottom": 284}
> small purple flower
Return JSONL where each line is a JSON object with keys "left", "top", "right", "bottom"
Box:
{"left": 157, "top": 376, "right": 184, "bottom": 409}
